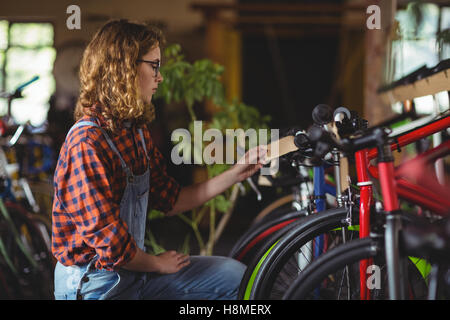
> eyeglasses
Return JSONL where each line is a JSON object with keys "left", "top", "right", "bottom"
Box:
{"left": 137, "top": 59, "right": 161, "bottom": 77}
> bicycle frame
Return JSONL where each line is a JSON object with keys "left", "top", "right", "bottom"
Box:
{"left": 368, "top": 140, "right": 450, "bottom": 214}
{"left": 241, "top": 113, "right": 448, "bottom": 300}
{"left": 367, "top": 115, "right": 450, "bottom": 216}
{"left": 355, "top": 148, "right": 373, "bottom": 300}
{"left": 313, "top": 165, "right": 326, "bottom": 258}
{"left": 353, "top": 113, "right": 449, "bottom": 300}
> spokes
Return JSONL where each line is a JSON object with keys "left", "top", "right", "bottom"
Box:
{"left": 269, "top": 229, "right": 357, "bottom": 299}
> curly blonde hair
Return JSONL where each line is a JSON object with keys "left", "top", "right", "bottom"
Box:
{"left": 74, "top": 19, "right": 165, "bottom": 132}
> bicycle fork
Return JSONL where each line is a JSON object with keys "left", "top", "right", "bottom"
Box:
{"left": 333, "top": 149, "right": 352, "bottom": 299}
{"left": 377, "top": 144, "right": 406, "bottom": 300}
{"left": 297, "top": 166, "right": 325, "bottom": 273}
{"left": 355, "top": 149, "right": 373, "bottom": 300}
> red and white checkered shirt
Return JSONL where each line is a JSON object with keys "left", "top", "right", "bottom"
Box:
{"left": 52, "top": 115, "right": 180, "bottom": 271}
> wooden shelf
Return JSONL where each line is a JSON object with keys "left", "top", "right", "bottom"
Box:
{"left": 379, "top": 69, "right": 450, "bottom": 104}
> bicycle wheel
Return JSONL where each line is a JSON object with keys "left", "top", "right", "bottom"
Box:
{"left": 229, "top": 209, "right": 306, "bottom": 264}
{"left": 0, "top": 262, "right": 16, "bottom": 299}
{"left": 283, "top": 236, "right": 428, "bottom": 300}
{"left": 7, "top": 201, "right": 53, "bottom": 259}
{"left": 238, "top": 224, "right": 299, "bottom": 299}
{"left": 239, "top": 206, "right": 359, "bottom": 299}
{"left": 252, "top": 194, "right": 295, "bottom": 224}
{"left": 4, "top": 201, "right": 54, "bottom": 299}
{"left": 251, "top": 207, "right": 360, "bottom": 299}
{"left": 27, "top": 180, "right": 54, "bottom": 220}
{"left": 0, "top": 220, "right": 27, "bottom": 299}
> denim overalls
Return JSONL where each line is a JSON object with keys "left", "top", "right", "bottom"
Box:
{"left": 54, "top": 120, "right": 149, "bottom": 300}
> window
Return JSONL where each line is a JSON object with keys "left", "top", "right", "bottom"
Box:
{"left": 0, "top": 21, "right": 56, "bottom": 126}
{"left": 392, "top": 4, "right": 440, "bottom": 80}
{"left": 389, "top": 3, "right": 450, "bottom": 115}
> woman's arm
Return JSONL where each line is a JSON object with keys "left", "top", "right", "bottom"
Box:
{"left": 123, "top": 146, "right": 267, "bottom": 273}
{"left": 166, "top": 145, "right": 267, "bottom": 216}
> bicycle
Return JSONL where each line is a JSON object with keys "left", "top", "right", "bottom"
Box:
{"left": 239, "top": 104, "right": 449, "bottom": 300}
{"left": 229, "top": 121, "right": 341, "bottom": 265}
{"left": 281, "top": 110, "right": 449, "bottom": 300}
{"left": 0, "top": 77, "right": 55, "bottom": 299}
{"left": 238, "top": 105, "right": 359, "bottom": 299}
{"left": 229, "top": 162, "right": 337, "bottom": 265}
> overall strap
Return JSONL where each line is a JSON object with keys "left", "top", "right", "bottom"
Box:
{"left": 138, "top": 129, "right": 150, "bottom": 160}
{"left": 67, "top": 120, "right": 129, "bottom": 172}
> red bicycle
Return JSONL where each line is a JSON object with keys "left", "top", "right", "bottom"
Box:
{"left": 283, "top": 110, "right": 449, "bottom": 300}
{"left": 239, "top": 105, "right": 449, "bottom": 300}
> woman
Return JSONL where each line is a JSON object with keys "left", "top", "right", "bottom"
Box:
{"left": 52, "top": 19, "right": 266, "bottom": 300}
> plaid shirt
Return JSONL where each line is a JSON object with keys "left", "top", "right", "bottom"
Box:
{"left": 52, "top": 116, "right": 180, "bottom": 270}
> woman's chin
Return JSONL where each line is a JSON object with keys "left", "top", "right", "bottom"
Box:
{"left": 140, "top": 95, "right": 153, "bottom": 104}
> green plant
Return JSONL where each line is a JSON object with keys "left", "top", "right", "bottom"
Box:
{"left": 437, "top": 28, "right": 450, "bottom": 54}
{"left": 155, "top": 44, "right": 225, "bottom": 121}
{"left": 147, "top": 44, "right": 271, "bottom": 255}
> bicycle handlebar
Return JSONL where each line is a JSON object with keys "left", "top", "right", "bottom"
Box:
{"left": 16, "top": 76, "right": 39, "bottom": 92}
{"left": 279, "top": 106, "right": 370, "bottom": 165}
{"left": 0, "top": 121, "right": 48, "bottom": 147}
{"left": 312, "top": 104, "right": 333, "bottom": 126}
{"left": 307, "top": 124, "right": 391, "bottom": 160}
{"left": 0, "top": 76, "right": 40, "bottom": 100}
{"left": 293, "top": 131, "right": 312, "bottom": 151}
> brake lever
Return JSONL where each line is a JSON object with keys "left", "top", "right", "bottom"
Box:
{"left": 247, "top": 176, "right": 262, "bottom": 201}
{"left": 8, "top": 124, "right": 25, "bottom": 147}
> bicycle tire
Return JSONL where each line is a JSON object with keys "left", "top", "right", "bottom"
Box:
{"left": 239, "top": 206, "right": 359, "bottom": 299}
{"left": 251, "top": 207, "right": 360, "bottom": 299}
{"left": 5, "top": 201, "right": 54, "bottom": 299}
{"left": 7, "top": 201, "right": 53, "bottom": 259}
{"left": 0, "top": 220, "right": 26, "bottom": 299}
{"left": 238, "top": 223, "right": 299, "bottom": 299}
{"left": 229, "top": 208, "right": 305, "bottom": 264}
{"left": 0, "top": 262, "right": 16, "bottom": 298}
{"left": 250, "top": 208, "right": 430, "bottom": 300}
{"left": 283, "top": 236, "right": 428, "bottom": 300}
{"left": 252, "top": 194, "right": 295, "bottom": 224}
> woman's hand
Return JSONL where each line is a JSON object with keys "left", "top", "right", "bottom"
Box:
{"left": 166, "top": 145, "right": 268, "bottom": 217}
{"left": 153, "top": 250, "right": 190, "bottom": 274}
{"left": 122, "top": 248, "right": 190, "bottom": 274}
{"left": 231, "top": 145, "right": 268, "bottom": 183}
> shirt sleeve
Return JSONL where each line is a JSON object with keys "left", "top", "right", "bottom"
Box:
{"left": 148, "top": 144, "right": 181, "bottom": 214}
{"left": 55, "top": 139, "right": 137, "bottom": 270}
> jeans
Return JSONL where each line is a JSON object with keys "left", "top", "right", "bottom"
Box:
{"left": 54, "top": 256, "right": 246, "bottom": 300}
